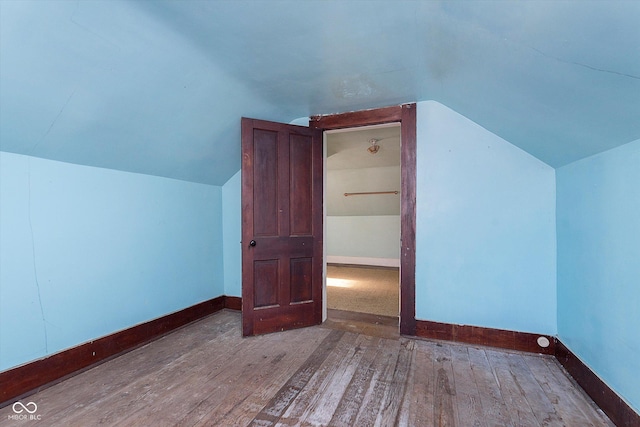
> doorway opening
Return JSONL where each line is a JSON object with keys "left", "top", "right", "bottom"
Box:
{"left": 324, "top": 124, "right": 401, "bottom": 321}
{"left": 310, "top": 104, "right": 417, "bottom": 336}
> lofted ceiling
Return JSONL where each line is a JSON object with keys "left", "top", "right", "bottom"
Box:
{"left": 1, "top": 1, "right": 638, "bottom": 186}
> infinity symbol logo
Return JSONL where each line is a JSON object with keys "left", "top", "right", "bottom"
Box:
{"left": 12, "top": 401, "right": 38, "bottom": 414}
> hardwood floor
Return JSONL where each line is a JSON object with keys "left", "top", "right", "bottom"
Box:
{"left": 0, "top": 310, "right": 614, "bottom": 426}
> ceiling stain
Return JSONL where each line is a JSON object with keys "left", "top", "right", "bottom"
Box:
{"left": 332, "top": 74, "right": 379, "bottom": 100}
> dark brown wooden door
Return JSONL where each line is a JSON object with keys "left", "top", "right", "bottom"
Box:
{"left": 241, "top": 118, "right": 323, "bottom": 336}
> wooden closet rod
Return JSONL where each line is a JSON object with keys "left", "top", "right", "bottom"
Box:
{"left": 344, "top": 191, "right": 399, "bottom": 197}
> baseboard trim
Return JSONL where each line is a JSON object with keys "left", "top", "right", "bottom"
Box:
{"left": 415, "top": 319, "right": 555, "bottom": 355}
{"left": 0, "top": 295, "right": 232, "bottom": 408}
{"left": 326, "top": 256, "right": 400, "bottom": 268}
{"left": 555, "top": 340, "right": 639, "bottom": 427}
{"left": 225, "top": 296, "right": 242, "bottom": 311}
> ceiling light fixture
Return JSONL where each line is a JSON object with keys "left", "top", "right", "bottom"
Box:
{"left": 367, "top": 138, "right": 380, "bottom": 154}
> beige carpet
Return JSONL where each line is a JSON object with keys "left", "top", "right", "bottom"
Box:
{"left": 326, "top": 265, "right": 399, "bottom": 318}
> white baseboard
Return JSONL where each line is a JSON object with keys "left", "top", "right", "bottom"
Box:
{"left": 326, "top": 256, "right": 400, "bottom": 268}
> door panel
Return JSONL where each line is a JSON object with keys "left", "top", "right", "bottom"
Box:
{"left": 252, "top": 130, "right": 279, "bottom": 237}
{"left": 290, "top": 257, "right": 313, "bottom": 303}
{"left": 242, "top": 118, "right": 323, "bottom": 336}
{"left": 254, "top": 260, "right": 279, "bottom": 308}
{"left": 289, "top": 134, "right": 313, "bottom": 235}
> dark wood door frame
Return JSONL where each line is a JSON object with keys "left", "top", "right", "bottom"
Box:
{"left": 310, "top": 103, "right": 417, "bottom": 336}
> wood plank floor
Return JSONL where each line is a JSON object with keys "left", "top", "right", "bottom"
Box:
{"left": 0, "top": 310, "right": 614, "bottom": 426}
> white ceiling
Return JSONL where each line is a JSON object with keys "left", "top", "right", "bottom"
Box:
{"left": 1, "top": 1, "right": 638, "bottom": 185}
{"left": 326, "top": 124, "right": 400, "bottom": 170}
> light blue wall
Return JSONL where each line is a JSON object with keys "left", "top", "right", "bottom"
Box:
{"left": 0, "top": 152, "right": 224, "bottom": 371}
{"left": 415, "top": 101, "right": 557, "bottom": 334}
{"left": 222, "top": 170, "right": 242, "bottom": 297}
{"left": 557, "top": 139, "right": 640, "bottom": 413}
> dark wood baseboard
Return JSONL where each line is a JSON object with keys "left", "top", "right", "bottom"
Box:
{"left": 0, "top": 296, "right": 230, "bottom": 408}
{"left": 415, "top": 319, "right": 556, "bottom": 355}
{"left": 555, "top": 340, "right": 639, "bottom": 427}
{"left": 224, "top": 295, "right": 242, "bottom": 311}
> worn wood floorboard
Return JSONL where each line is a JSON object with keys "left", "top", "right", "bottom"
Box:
{"left": 0, "top": 310, "right": 615, "bottom": 427}
{"left": 372, "top": 339, "right": 413, "bottom": 426}
{"left": 431, "top": 342, "right": 458, "bottom": 427}
{"left": 524, "top": 354, "right": 595, "bottom": 426}
{"left": 485, "top": 350, "right": 540, "bottom": 426}
{"left": 526, "top": 355, "right": 614, "bottom": 427}
{"left": 400, "top": 339, "right": 436, "bottom": 426}
{"left": 290, "top": 334, "right": 374, "bottom": 426}
{"left": 351, "top": 336, "right": 402, "bottom": 426}
{"left": 449, "top": 345, "right": 486, "bottom": 427}
{"left": 193, "top": 328, "right": 330, "bottom": 427}
{"left": 326, "top": 336, "right": 383, "bottom": 427}
{"left": 467, "top": 346, "right": 515, "bottom": 426}
{"left": 254, "top": 330, "right": 351, "bottom": 426}
{"left": 502, "top": 352, "right": 564, "bottom": 426}
{"left": 322, "top": 309, "right": 399, "bottom": 340}
{"left": 132, "top": 323, "right": 328, "bottom": 427}
{"left": 24, "top": 311, "right": 239, "bottom": 425}
{"left": 65, "top": 314, "right": 243, "bottom": 426}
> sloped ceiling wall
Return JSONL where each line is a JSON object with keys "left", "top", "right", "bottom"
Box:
{"left": 1, "top": 1, "right": 639, "bottom": 185}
